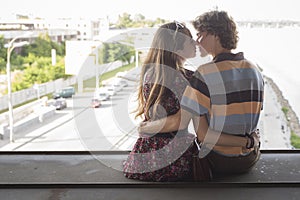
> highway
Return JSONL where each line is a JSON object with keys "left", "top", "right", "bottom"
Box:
{"left": 0, "top": 68, "right": 141, "bottom": 151}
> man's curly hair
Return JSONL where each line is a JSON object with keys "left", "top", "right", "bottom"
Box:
{"left": 192, "top": 10, "right": 239, "bottom": 50}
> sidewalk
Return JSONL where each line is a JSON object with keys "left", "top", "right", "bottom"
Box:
{"left": 259, "top": 79, "right": 292, "bottom": 149}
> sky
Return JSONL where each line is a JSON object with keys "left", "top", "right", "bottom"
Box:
{"left": 1, "top": 0, "right": 300, "bottom": 22}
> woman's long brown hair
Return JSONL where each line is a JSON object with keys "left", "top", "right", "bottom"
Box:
{"left": 135, "top": 22, "right": 192, "bottom": 120}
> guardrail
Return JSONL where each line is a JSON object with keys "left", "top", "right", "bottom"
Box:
{"left": 0, "top": 98, "right": 45, "bottom": 125}
{"left": 0, "top": 76, "right": 77, "bottom": 111}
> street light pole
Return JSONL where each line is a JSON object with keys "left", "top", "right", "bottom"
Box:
{"left": 6, "top": 45, "right": 14, "bottom": 143}
{"left": 5, "top": 37, "right": 30, "bottom": 143}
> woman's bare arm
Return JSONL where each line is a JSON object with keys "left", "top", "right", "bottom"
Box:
{"left": 138, "top": 109, "right": 193, "bottom": 134}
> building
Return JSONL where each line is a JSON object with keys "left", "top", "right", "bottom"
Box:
{"left": 0, "top": 17, "right": 110, "bottom": 43}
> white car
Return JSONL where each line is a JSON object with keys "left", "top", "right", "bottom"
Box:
{"left": 119, "top": 80, "right": 128, "bottom": 87}
{"left": 112, "top": 78, "right": 127, "bottom": 90}
{"left": 104, "top": 86, "right": 117, "bottom": 96}
{"left": 112, "top": 83, "right": 123, "bottom": 92}
{"left": 106, "top": 82, "right": 122, "bottom": 93}
{"left": 94, "top": 89, "right": 110, "bottom": 101}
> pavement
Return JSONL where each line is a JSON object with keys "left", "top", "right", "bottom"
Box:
{"left": 258, "top": 80, "right": 292, "bottom": 149}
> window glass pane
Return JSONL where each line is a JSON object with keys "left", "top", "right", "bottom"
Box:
{"left": 0, "top": 1, "right": 299, "bottom": 152}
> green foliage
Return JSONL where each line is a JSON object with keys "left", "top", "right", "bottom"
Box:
{"left": 0, "top": 57, "right": 6, "bottom": 72}
{"left": 0, "top": 33, "right": 67, "bottom": 92}
{"left": 0, "top": 33, "right": 65, "bottom": 74}
{"left": 0, "top": 35, "right": 7, "bottom": 72}
{"left": 282, "top": 107, "right": 289, "bottom": 118}
{"left": 53, "top": 41, "right": 65, "bottom": 56}
{"left": 116, "top": 13, "right": 133, "bottom": 28}
{"left": 0, "top": 35, "right": 26, "bottom": 72}
{"left": 99, "top": 42, "right": 135, "bottom": 64}
{"left": 11, "top": 55, "right": 26, "bottom": 70}
{"left": 12, "top": 71, "right": 31, "bottom": 91}
{"left": 22, "top": 37, "right": 51, "bottom": 57}
{"left": 115, "top": 13, "right": 167, "bottom": 28}
{"left": 98, "top": 43, "right": 110, "bottom": 64}
{"left": 291, "top": 131, "right": 300, "bottom": 149}
{"left": 21, "top": 33, "right": 65, "bottom": 57}
{"left": 10, "top": 55, "right": 67, "bottom": 92}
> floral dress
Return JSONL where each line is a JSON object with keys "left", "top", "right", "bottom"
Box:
{"left": 123, "top": 68, "right": 196, "bottom": 182}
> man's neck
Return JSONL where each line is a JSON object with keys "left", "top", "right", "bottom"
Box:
{"left": 212, "top": 48, "right": 231, "bottom": 58}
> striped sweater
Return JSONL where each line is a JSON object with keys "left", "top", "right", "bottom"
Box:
{"left": 181, "top": 52, "right": 264, "bottom": 136}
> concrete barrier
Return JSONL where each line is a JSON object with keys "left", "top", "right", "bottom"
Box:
{"left": 0, "top": 105, "right": 56, "bottom": 140}
{"left": 37, "top": 106, "right": 56, "bottom": 123}
{"left": 13, "top": 114, "right": 40, "bottom": 134}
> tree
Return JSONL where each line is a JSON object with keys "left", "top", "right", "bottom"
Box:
{"left": 10, "top": 55, "right": 68, "bottom": 92}
{"left": 98, "top": 43, "right": 110, "bottom": 64}
{"left": 116, "top": 13, "right": 133, "bottom": 28}
{"left": 118, "top": 44, "right": 135, "bottom": 64}
{"left": 111, "top": 13, "right": 168, "bottom": 28}
{"left": 134, "top": 14, "right": 145, "bottom": 22}
{"left": 0, "top": 57, "right": 6, "bottom": 72}
{"left": 0, "top": 35, "right": 7, "bottom": 72}
{"left": 99, "top": 42, "right": 135, "bottom": 65}
{"left": 0, "top": 34, "right": 67, "bottom": 92}
{"left": 21, "top": 34, "right": 65, "bottom": 57}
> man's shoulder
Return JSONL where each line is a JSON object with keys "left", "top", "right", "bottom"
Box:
{"left": 195, "top": 61, "right": 225, "bottom": 76}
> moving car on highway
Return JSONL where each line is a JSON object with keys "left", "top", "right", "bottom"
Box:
{"left": 94, "top": 89, "right": 110, "bottom": 101}
{"left": 91, "top": 98, "right": 101, "bottom": 108}
{"left": 47, "top": 98, "right": 67, "bottom": 110}
{"left": 53, "top": 87, "right": 75, "bottom": 99}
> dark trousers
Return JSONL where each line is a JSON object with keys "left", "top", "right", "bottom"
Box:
{"left": 206, "top": 147, "right": 261, "bottom": 178}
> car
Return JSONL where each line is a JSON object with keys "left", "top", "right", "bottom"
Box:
{"left": 116, "top": 71, "right": 127, "bottom": 78}
{"left": 113, "top": 78, "right": 128, "bottom": 89}
{"left": 53, "top": 86, "right": 75, "bottom": 99}
{"left": 110, "top": 81, "right": 123, "bottom": 92}
{"left": 112, "top": 83, "right": 123, "bottom": 92}
{"left": 104, "top": 86, "right": 117, "bottom": 96}
{"left": 53, "top": 98, "right": 67, "bottom": 110}
{"left": 94, "top": 89, "right": 110, "bottom": 101}
{"left": 119, "top": 80, "right": 128, "bottom": 87}
{"left": 91, "top": 98, "right": 101, "bottom": 108}
{"left": 97, "top": 92, "right": 110, "bottom": 101}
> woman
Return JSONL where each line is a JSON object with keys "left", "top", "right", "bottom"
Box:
{"left": 139, "top": 11, "right": 263, "bottom": 179}
{"left": 123, "top": 21, "right": 197, "bottom": 181}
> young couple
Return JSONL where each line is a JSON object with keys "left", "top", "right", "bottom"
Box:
{"left": 123, "top": 10, "right": 264, "bottom": 182}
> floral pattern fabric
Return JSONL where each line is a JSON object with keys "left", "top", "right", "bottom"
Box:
{"left": 123, "top": 68, "right": 197, "bottom": 182}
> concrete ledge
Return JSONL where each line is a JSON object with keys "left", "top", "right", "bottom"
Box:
{"left": 0, "top": 150, "right": 299, "bottom": 184}
{"left": 0, "top": 150, "right": 299, "bottom": 199}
